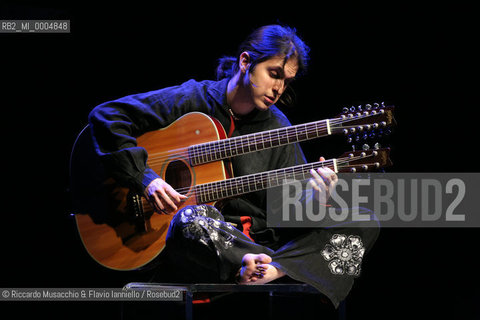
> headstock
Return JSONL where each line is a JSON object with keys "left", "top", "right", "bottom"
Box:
{"left": 336, "top": 148, "right": 392, "bottom": 173}
{"left": 331, "top": 102, "right": 396, "bottom": 151}
{"left": 331, "top": 103, "right": 396, "bottom": 143}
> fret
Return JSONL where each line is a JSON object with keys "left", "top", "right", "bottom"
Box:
{"left": 241, "top": 136, "right": 249, "bottom": 154}
{"left": 210, "top": 143, "right": 217, "bottom": 161}
{"left": 210, "top": 183, "right": 217, "bottom": 203}
{"left": 225, "top": 140, "right": 233, "bottom": 158}
{"left": 254, "top": 134, "right": 263, "bottom": 150}
{"left": 236, "top": 137, "right": 244, "bottom": 155}
{"left": 195, "top": 185, "right": 204, "bottom": 204}
{"left": 305, "top": 123, "right": 315, "bottom": 140}
{"left": 267, "top": 171, "right": 279, "bottom": 188}
{"left": 225, "top": 179, "right": 233, "bottom": 197}
{"left": 199, "top": 184, "right": 207, "bottom": 203}
{"left": 262, "top": 132, "right": 272, "bottom": 149}
{"left": 267, "top": 173, "right": 275, "bottom": 188}
{"left": 315, "top": 121, "right": 320, "bottom": 138}
{"left": 298, "top": 124, "right": 307, "bottom": 141}
{"left": 202, "top": 143, "right": 208, "bottom": 162}
{"left": 188, "top": 146, "right": 196, "bottom": 166}
{"left": 220, "top": 180, "right": 227, "bottom": 199}
{"left": 245, "top": 175, "right": 253, "bottom": 193}
{"left": 225, "top": 179, "right": 232, "bottom": 198}
{"left": 247, "top": 135, "right": 256, "bottom": 152}
{"left": 219, "top": 140, "right": 227, "bottom": 159}
{"left": 193, "top": 146, "right": 200, "bottom": 166}
{"left": 271, "top": 129, "right": 281, "bottom": 147}
{"left": 296, "top": 166, "right": 308, "bottom": 180}
{"left": 283, "top": 167, "right": 292, "bottom": 180}
{"left": 205, "top": 143, "right": 212, "bottom": 163}
{"left": 237, "top": 183, "right": 243, "bottom": 194}
{"left": 257, "top": 174, "right": 265, "bottom": 190}
{"left": 279, "top": 127, "right": 289, "bottom": 145}
{"left": 230, "top": 139, "right": 237, "bottom": 156}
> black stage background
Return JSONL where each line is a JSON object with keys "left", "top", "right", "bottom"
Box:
{"left": 1, "top": 1, "right": 478, "bottom": 319}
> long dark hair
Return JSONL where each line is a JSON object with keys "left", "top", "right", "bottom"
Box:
{"left": 216, "top": 24, "right": 310, "bottom": 105}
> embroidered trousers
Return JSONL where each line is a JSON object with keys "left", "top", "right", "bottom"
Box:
{"left": 160, "top": 204, "right": 379, "bottom": 308}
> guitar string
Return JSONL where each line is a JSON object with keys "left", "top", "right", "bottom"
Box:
{"left": 141, "top": 163, "right": 382, "bottom": 210}
{"left": 139, "top": 156, "right": 380, "bottom": 210}
{"left": 142, "top": 154, "right": 377, "bottom": 206}
{"left": 185, "top": 156, "right": 369, "bottom": 198}
{"left": 142, "top": 109, "right": 388, "bottom": 162}
{"left": 144, "top": 120, "right": 335, "bottom": 163}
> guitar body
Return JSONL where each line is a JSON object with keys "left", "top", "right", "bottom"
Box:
{"left": 70, "top": 112, "right": 230, "bottom": 271}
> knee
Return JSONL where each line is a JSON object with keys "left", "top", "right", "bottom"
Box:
{"left": 166, "top": 205, "right": 223, "bottom": 243}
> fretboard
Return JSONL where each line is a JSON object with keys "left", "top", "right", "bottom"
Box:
{"left": 194, "top": 159, "right": 338, "bottom": 204}
{"left": 188, "top": 119, "right": 331, "bottom": 166}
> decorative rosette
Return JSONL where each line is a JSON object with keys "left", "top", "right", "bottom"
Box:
{"left": 321, "top": 234, "right": 365, "bottom": 276}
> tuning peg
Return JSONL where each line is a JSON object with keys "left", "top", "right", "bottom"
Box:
{"left": 381, "top": 101, "right": 386, "bottom": 107}
{"left": 365, "top": 104, "right": 372, "bottom": 110}
{"left": 342, "top": 107, "right": 349, "bottom": 113}
{"left": 373, "top": 103, "right": 380, "bottom": 109}
{"left": 357, "top": 105, "right": 363, "bottom": 111}
{"left": 362, "top": 144, "right": 370, "bottom": 150}
{"left": 350, "top": 106, "right": 356, "bottom": 113}
{"left": 374, "top": 142, "right": 381, "bottom": 149}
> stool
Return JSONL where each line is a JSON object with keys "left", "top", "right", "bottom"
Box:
{"left": 124, "top": 282, "right": 346, "bottom": 320}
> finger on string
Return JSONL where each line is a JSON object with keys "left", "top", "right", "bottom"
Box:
{"left": 165, "top": 185, "right": 185, "bottom": 203}
{"left": 310, "top": 169, "right": 327, "bottom": 192}
{"left": 309, "top": 178, "right": 321, "bottom": 193}
{"left": 317, "top": 167, "right": 333, "bottom": 185}
{"left": 159, "top": 188, "right": 178, "bottom": 211}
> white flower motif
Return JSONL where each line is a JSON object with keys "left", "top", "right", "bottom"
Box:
{"left": 321, "top": 234, "right": 365, "bottom": 276}
{"left": 179, "top": 205, "right": 236, "bottom": 250}
{"left": 210, "top": 231, "right": 219, "bottom": 241}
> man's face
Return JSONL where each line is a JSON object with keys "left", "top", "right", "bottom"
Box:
{"left": 245, "top": 55, "right": 299, "bottom": 111}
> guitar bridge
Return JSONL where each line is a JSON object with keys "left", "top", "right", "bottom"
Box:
{"left": 128, "top": 193, "right": 146, "bottom": 233}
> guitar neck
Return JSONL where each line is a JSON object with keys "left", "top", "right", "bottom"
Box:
{"left": 194, "top": 158, "right": 337, "bottom": 204}
{"left": 193, "top": 148, "right": 390, "bottom": 204}
{"left": 189, "top": 119, "right": 332, "bottom": 166}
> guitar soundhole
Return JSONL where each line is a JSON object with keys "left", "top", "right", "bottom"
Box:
{"left": 164, "top": 159, "right": 192, "bottom": 195}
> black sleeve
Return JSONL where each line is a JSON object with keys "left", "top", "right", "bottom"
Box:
{"left": 88, "top": 80, "right": 213, "bottom": 193}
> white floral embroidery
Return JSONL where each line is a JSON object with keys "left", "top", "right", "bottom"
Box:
{"left": 180, "top": 205, "right": 235, "bottom": 249}
{"left": 321, "top": 234, "right": 365, "bottom": 276}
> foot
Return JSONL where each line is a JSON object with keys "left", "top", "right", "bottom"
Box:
{"left": 236, "top": 253, "right": 286, "bottom": 284}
